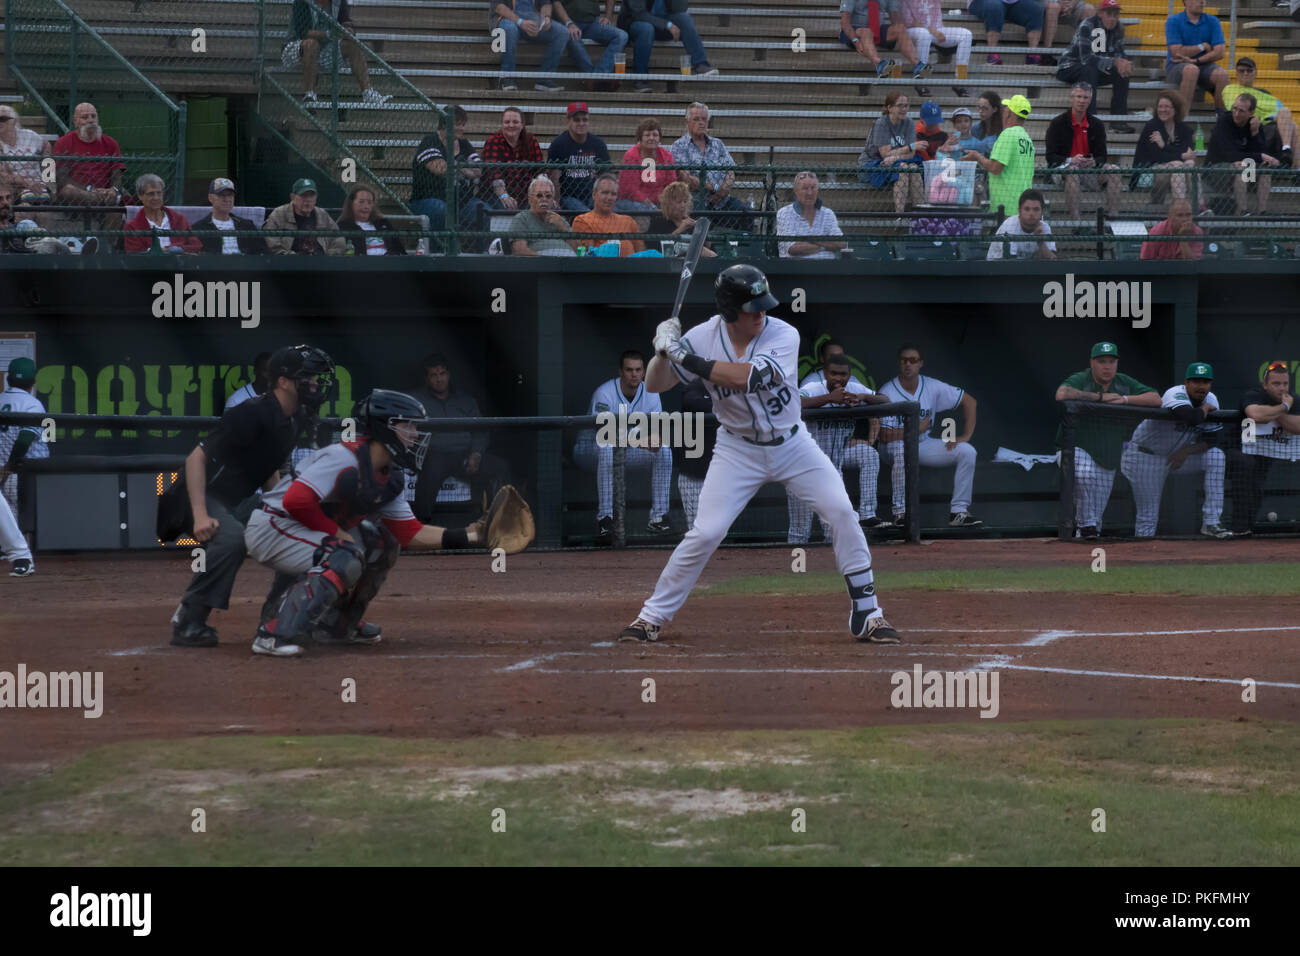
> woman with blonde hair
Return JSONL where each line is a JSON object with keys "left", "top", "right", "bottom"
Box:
{"left": 646, "top": 180, "right": 716, "bottom": 256}
{"left": 0, "top": 105, "right": 52, "bottom": 201}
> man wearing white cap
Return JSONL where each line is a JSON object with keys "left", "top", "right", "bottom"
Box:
{"left": 193, "top": 178, "right": 269, "bottom": 255}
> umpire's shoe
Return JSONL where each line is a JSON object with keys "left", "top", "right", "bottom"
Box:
{"left": 619, "top": 617, "right": 662, "bottom": 643}
{"left": 171, "top": 601, "right": 218, "bottom": 648}
{"left": 595, "top": 516, "right": 614, "bottom": 546}
{"left": 252, "top": 627, "right": 303, "bottom": 658}
{"left": 312, "top": 621, "right": 383, "bottom": 645}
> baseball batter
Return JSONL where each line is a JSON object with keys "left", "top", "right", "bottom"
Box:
{"left": 0, "top": 356, "right": 50, "bottom": 529}
{"left": 788, "top": 353, "right": 886, "bottom": 543}
{"left": 1119, "top": 362, "right": 1231, "bottom": 538}
{"left": 619, "top": 264, "right": 900, "bottom": 645}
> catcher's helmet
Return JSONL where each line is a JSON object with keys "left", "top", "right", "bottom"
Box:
{"left": 269, "top": 344, "right": 336, "bottom": 411}
{"left": 715, "top": 264, "right": 778, "bottom": 322}
{"left": 353, "top": 389, "right": 430, "bottom": 473}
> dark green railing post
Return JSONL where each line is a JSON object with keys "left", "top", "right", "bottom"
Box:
{"left": 174, "top": 101, "right": 187, "bottom": 203}
{"left": 256, "top": 0, "right": 266, "bottom": 88}
{"left": 68, "top": 9, "right": 78, "bottom": 112}
{"left": 444, "top": 104, "right": 458, "bottom": 256}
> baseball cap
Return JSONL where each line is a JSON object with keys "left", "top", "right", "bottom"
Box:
{"left": 566, "top": 101, "right": 589, "bottom": 116}
{"left": 1186, "top": 361, "right": 1214, "bottom": 380}
{"left": 1005, "top": 94, "right": 1032, "bottom": 118}
{"left": 291, "top": 177, "right": 318, "bottom": 195}
{"left": 919, "top": 101, "right": 942, "bottom": 126}
{"left": 1091, "top": 342, "right": 1119, "bottom": 359}
{"left": 1099, "top": 0, "right": 1120, "bottom": 9}
{"left": 208, "top": 177, "right": 235, "bottom": 195}
{"left": 7, "top": 356, "right": 36, "bottom": 387}
{"left": 1236, "top": 56, "right": 1256, "bottom": 70}
{"left": 951, "top": 107, "right": 973, "bottom": 120}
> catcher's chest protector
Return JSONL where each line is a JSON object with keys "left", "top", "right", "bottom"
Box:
{"left": 320, "top": 441, "right": 406, "bottom": 529}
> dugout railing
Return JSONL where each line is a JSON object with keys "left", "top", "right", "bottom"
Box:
{"left": 1058, "top": 400, "right": 1300, "bottom": 541}
{"left": 0, "top": 401, "right": 922, "bottom": 551}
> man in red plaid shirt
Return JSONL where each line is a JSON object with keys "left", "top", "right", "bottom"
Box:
{"left": 481, "top": 107, "right": 546, "bottom": 210}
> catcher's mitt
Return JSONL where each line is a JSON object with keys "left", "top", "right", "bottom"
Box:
{"left": 472, "top": 484, "right": 535, "bottom": 554}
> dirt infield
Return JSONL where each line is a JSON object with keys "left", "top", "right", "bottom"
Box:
{"left": 2, "top": 538, "right": 1298, "bottom": 777}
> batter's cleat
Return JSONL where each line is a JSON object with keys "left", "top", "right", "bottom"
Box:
{"left": 863, "top": 616, "right": 902, "bottom": 644}
{"left": 1200, "top": 523, "right": 1233, "bottom": 539}
{"left": 252, "top": 630, "right": 303, "bottom": 658}
{"left": 1077, "top": 525, "right": 1101, "bottom": 540}
{"left": 9, "top": 558, "right": 34, "bottom": 577}
{"left": 312, "top": 621, "right": 383, "bottom": 645}
{"left": 646, "top": 517, "right": 673, "bottom": 535}
{"left": 595, "top": 516, "right": 614, "bottom": 546}
{"left": 949, "top": 511, "right": 984, "bottom": 527}
{"left": 618, "top": 618, "right": 661, "bottom": 643}
{"left": 860, "top": 515, "right": 892, "bottom": 530}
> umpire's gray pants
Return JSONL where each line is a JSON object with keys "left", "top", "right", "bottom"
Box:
{"left": 180, "top": 493, "right": 258, "bottom": 611}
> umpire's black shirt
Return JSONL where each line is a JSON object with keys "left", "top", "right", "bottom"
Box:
{"left": 201, "top": 392, "right": 300, "bottom": 508}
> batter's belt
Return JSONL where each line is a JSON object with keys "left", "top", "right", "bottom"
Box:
{"left": 727, "top": 424, "right": 799, "bottom": 446}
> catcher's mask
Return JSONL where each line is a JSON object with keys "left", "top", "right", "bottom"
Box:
{"left": 269, "top": 344, "right": 336, "bottom": 412}
{"left": 354, "top": 389, "right": 430, "bottom": 473}
{"left": 715, "top": 263, "right": 778, "bottom": 323}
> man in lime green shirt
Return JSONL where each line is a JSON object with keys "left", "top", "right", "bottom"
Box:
{"left": 1223, "top": 56, "right": 1296, "bottom": 163}
{"left": 965, "top": 93, "right": 1037, "bottom": 216}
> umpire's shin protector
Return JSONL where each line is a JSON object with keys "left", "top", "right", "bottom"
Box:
{"left": 317, "top": 521, "right": 399, "bottom": 638}
{"left": 263, "top": 537, "right": 366, "bottom": 639}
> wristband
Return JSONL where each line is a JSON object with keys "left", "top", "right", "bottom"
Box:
{"left": 1121, "top": 395, "right": 1128, "bottom": 404}
{"left": 565, "top": 20, "right": 574, "bottom": 26}
{"left": 681, "top": 353, "right": 715, "bottom": 380}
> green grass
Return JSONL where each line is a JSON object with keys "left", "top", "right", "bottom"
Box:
{"left": 700, "top": 563, "right": 1300, "bottom": 597}
{"left": 2, "top": 720, "right": 1298, "bottom": 865}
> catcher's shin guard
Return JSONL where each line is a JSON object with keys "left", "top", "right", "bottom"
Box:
{"left": 315, "top": 522, "right": 398, "bottom": 640}
{"left": 263, "top": 536, "right": 366, "bottom": 639}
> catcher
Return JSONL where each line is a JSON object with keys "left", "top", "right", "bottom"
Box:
{"left": 243, "top": 388, "right": 533, "bottom": 658}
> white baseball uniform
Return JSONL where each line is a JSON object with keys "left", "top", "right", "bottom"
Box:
{"left": 0, "top": 493, "right": 31, "bottom": 564}
{"left": 0, "top": 385, "right": 49, "bottom": 515}
{"left": 1120, "top": 386, "right": 1225, "bottom": 536}
{"left": 635, "top": 313, "right": 880, "bottom": 627}
{"left": 788, "top": 378, "right": 881, "bottom": 542}
{"left": 574, "top": 376, "right": 672, "bottom": 522}
{"left": 799, "top": 368, "right": 867, "bottom": 390}
{"left": 879, "top": 374, "right": 976, "bottom": 515}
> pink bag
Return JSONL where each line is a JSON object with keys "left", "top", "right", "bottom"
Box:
{"left": 928, "top": 176, "right": 958, "bottom": 204}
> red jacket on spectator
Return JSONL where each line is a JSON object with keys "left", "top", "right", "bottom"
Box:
{"left": 1139, "top": 219, "right": 1203, "bottom": 260}
{"left": 617, "top": 146, "right": 675, "bottom": 207}
{"left": 124, "top": 206, "right": 203, "bottom": 254}
{"left": 481, "top": 129, "right": 544, "bottom": 206}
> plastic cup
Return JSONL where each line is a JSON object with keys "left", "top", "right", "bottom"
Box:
{"left": 680, "top": 55, "right": 692, "bottom": 76}
{"left": 614, "top": 54, "right": 626, "bottom": 74}
{"left": 660, "top": 240, "right": 674, "bottom": 255}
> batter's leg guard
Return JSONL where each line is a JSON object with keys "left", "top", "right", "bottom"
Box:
{"left": 844, "top": 566, "right": 880, "bottom": 637}
{"left": 262, "top": 537, "right": 366, "bottom": 639}
{"left": 314, "top": 522, "right": 398, "bottom": 642}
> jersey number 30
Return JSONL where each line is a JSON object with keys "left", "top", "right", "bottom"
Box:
{"left": 765, "top": 386, "right": 792, "bottom": 415}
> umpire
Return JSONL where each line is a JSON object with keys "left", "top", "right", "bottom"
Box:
{"left": 167, "top": 344, "right": 334, "bottom": 646}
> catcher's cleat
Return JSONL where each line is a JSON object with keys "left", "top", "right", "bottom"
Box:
{"left": 595, "top": 516, "right": 614, "bottom": 546}
{"left": 860, "top": 616, "right": 901, "bottom": 644}
{"left": 949, "top": 511, "right": 983, "bottom": 527}
{"left": 312, "top": 620, "right": 383, "bottom": 645}
{"left": 618, "top": 618, "right": 661, "bottom": 643}
{"left": 10, "top": 558, "right": 35, "bottom": 577}
{"left": 860, "top": 515, "right": 892, "bottom": 530}
{"left": 646, "top": 517, "right": 673, "bottom": 535}
{"left": 1200, "top": 523, "right": 1233, "bottom": 539}
{"left": 252, "top": 629, "right": 303, "bottom": 658}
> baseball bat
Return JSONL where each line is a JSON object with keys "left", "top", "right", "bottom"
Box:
{"left": 669, "top": 217, "right": 711, "bottom": 322}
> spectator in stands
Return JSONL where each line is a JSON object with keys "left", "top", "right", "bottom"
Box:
{"left": 966, "top": 0, "right": 1048, "bottom": 66}
{"left": 53, "top": 102, "right": 125, "bottom": 236}
{"left": 1055, "top": 342, "right": 1161, "bottom": 538}
{"left": 987, "top": 187, "right": 1057, "bottom": 258}
{"left": 0, "top": 175, "right": 95, "bottom": 255}
{"left": 0, "top": 105, "right": 51, "bottom": 203}
{"left": 1165, "top": 0, "right": 1229, "bottom": 112}
{"left": 859, "top": 92, "right": 926, "bottom": 214}
{"left": 572, "top": 173, "right": 645, "bottom": 255}
{"left": 263, "top": 178, "right": 345, "bottom": 255}
{"left": 900, "top": 0, "right": 974, "bottom": 96}
{"left": 1042, "top": 0, "right": 1095, "bottom": 66}
{"left": 490, "top": 0, "right": 575, "bottom": 91}
{"left": 1207, "top": 92, "right": 1281, "bottom": 216}
{"left": 670, "top": 103, "right": 751, "bottom": 231}
{"left": 338, "top": 185, "right": 408, "bottom": 255}
{"left": 0, "top": 177, "right": 31, "bottom": 253}
{"left": 840, "top": 1, "right": 931, "bottom": 93}
{"left": 777, "top": 171, "right": 846, "bottom": 259}
{"left": 226, "top": 352, "right": 273, "bottom": 410}
{"left": 483, "top": 107, "right": 545, "bottom": 211}
{"left": 616, "top": 117, "right": 676, "bottom": 212}
{"left": 1133, "top": 90, "right": 1196, "bottom": 202}
{"left": 951, "top": 106, "right": 979, "bottom": 151}
{"left": 124, "top": 174, "right": 201, "bottom": 255}
{"left": 1229, "top": 361, "right": 1300, "bottom": 536}
{"left": 1224, "top": 57, "right": 1297, "bottom": 166}
{"left": 1055, "top": 0, "right": 1132, "bottom": 129}
{"left": 963, "top": 92, "right": 1004, "bottom": 161}
{"left": 547, "top": 101, "right": 611, "bottom": 212}
{"left": 193, "top": 178, "right": 269, "bottom": 255}
{"left": 552, "top": 0, "right": 629, "bottom": 85}
{"left": 509, "top": 174, "right": 578, "bottom": 254}
{"left": 618, "top": 0, "right": 718, "bottom": 93}
{"left": 646, "top": 180, "right": 716, "bottom": 255}
{"left": 409, "top": 106, "right": 492, "bottom": 249}
{"left": 1139, "top": 197, "right": 1203, "bottom": 259}
{"left": 284, "top": 0, "right": 391, "bottom": 105}
{"left": 1046, "top": 82, "right": 1121, "bottom": 220}
{"left": 913, "top": 101, "right": 956, "bottom": 162}
{"left": 406, "top": 352, "right": 510, "bottom": 523}
{"left": 965, "top": 93, "right": 1035, "bottom": 218}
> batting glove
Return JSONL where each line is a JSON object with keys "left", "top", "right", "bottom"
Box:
{"left": 653, "top": 317, "right": 686, "bottom": 360}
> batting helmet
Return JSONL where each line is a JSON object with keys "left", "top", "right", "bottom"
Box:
{"left": 269, "top": 344, "right": 336, "bottom": 411}
{"left": 715, "top": 264, "right": 778, "bottom": 323}
{"left": 353, "top": 389, "right": 430, "bottom": 473}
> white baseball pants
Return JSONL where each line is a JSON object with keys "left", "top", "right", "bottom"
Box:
{"left": 0, "top": 491, "right": 31, "bottom": 564}
{"left": 787, "top": 441, "right": 881, "bottom": 542}
{"left": 1072, "top": 446, "right": 1116, "bottom": 530}
{"left": 574, "top": 434, "right": 672, "bottom": 522}
{"left": 888, "top": 436, "right": 977, "bottom": 515}
{"left": 1120, "top": 444, "right": 1225, "bottom": 536}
